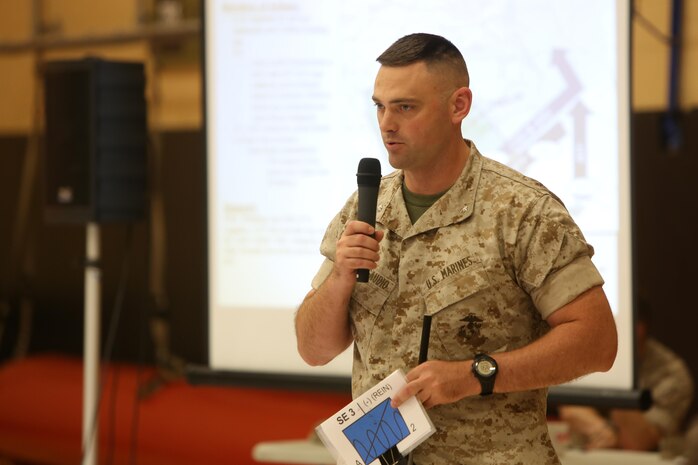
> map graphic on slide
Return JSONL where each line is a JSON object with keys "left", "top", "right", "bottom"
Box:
{"left": 342, "top": 398, "right": 410, "bottom": 465}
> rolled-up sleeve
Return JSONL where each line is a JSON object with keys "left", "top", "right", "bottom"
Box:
{"left": 514, "top": 195, "right": 605, "bottom": 319}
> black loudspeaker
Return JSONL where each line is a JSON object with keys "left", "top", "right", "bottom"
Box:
{"left": 43, "top": 58, "right": 147, "bottom": 223}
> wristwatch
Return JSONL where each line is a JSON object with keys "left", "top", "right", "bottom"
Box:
{"left": 471, "top": 353, "right": 498, "bottom": 396}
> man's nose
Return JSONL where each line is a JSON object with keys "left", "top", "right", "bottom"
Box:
{"left": 379, "top": 109, "right": 397, "bottom": 133}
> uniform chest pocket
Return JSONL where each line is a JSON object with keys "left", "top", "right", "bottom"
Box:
{"left": 351, "top": 278, "right": 393, "bottom": 316}
{"left": 349, "top": 276, "right": 396, "bottom": 359}
{"left": 423, "top": 263, "right": 502, "bottom": 359}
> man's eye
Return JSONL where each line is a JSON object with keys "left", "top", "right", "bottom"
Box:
{"left": 400, "top": 105, "right": 412, "bottom": 111}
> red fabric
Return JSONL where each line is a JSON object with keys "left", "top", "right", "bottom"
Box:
{"left": 0, "top": 355, "right": 351, "bottom": 465}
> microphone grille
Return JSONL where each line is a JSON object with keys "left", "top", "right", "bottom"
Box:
{"left": 357, "top": 158, "right": 382, "bottom": 186}
{"left": 357, "top": 157, "right": 381, "bottom": 175}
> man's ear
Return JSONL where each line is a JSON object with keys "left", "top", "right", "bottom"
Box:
{"left": 451, "top": 87, "right": 472, "bottom": 123}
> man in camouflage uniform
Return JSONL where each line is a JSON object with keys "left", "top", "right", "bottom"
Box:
{"left": 295, "top": 33, "right": 618, "bottom": 465}
{"left": 560, "top": 305, "right": 694, "bottom": 451}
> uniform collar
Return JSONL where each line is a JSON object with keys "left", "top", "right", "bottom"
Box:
{"left": 377, "top": 141, "right": 483, "bottom": 239}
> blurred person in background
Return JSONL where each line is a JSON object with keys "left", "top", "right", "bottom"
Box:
{"left": 559, "top": 300, "right": 694, "bottom": 452}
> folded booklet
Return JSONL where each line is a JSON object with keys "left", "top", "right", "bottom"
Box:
{"left": 316, "top": 369, "right": 435, "bottom": 465}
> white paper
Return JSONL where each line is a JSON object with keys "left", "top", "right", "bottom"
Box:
{"left": 316, "top": 370, "right": 435, "bottom": 465}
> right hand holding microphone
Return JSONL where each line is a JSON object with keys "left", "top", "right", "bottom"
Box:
{"left": 332, "top": 220, "right": 384, "bottom": 283}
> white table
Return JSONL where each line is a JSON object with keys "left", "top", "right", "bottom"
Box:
{"left": 561, "top": 449, "right": 677, "bottom": 465}
{"left": 252, "top": 439, "right": 332, "bottom": 464}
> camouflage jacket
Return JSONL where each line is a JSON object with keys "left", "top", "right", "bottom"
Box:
{"left": 312, "top": 142, "right": 604, "bottom": 464}
{"left": 640, "top": 338, "right": 694, "bottom": 437}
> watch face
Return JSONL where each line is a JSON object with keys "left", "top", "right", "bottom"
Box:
{"left": 476, "top": 360, "right": 495, "bottom": 377}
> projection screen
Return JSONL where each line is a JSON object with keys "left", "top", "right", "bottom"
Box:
{"left": 204, "top": 0, "right": 633, "bottom": 391}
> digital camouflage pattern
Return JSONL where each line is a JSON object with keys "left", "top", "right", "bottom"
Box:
{"left": 312, "top": 142, "right": 604, "bottom": 465}
{"left": 640, "top": 338, "right": 694, "bottom": 438}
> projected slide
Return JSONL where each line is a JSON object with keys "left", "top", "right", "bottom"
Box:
{"left": 205, "top": 0, "right": 632, "bottom": 389}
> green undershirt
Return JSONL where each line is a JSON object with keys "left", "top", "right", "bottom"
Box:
{"left": 402, "top": 182, "right": 447, "bottom": 224}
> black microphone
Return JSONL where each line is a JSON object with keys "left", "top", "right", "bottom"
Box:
{"left": 356, "top": 158, "right": 381, "bottom": 283}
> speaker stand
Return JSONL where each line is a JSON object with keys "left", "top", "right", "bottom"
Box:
{"left": 82, "top": 222, "right": 101, "bottom": 465}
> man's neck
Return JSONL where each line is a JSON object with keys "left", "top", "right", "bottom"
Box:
{"left": 403, "top": 139, "right": 471, "bottom": 195}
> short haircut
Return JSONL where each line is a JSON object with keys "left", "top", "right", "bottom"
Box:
{"left": 376, "top": 33, "right": 469, "bottom": 87}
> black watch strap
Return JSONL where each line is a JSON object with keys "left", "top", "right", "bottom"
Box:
{"left": 472, "top": 353, "right": 498, "bottom": 396}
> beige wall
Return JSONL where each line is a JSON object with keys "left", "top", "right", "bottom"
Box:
{"left": 632, "top": 0, "right": 698, "bottom": 111}
{"left": 0, "top": 0, "right": 200, "bottom": 134}
{"left": 0, "top": 0, "right": 695, "bottom": 134}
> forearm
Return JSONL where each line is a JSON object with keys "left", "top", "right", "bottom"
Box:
{"left": 294, "top": 270, "right": 355, "bottom": 366}
{"left": 394, "top": 287, "right": 618, "bottom": 407}
{"left": 461, "top": 315, "right": 616, "bottom": 399}
{"left": 296, "top": 220, "right": 383, "bottom": 365}
{"left": 493, "top": 304, "right": 616, "bottom": 393}
{"left": 393, "top": 322, "right": 616, "bottom": 407}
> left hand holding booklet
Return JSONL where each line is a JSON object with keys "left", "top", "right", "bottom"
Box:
{"left": 316, "top": 369, "right": 435, "bottom": 465}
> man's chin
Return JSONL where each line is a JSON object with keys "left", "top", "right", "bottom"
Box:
{"left": 386, "top": 154, "right": 402, "bottom": 170}
{"left": 386, "top": 151, "right": 408, "bottom": 170}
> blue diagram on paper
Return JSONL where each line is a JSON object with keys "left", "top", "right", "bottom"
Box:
{"left": 342, "top": 398, "right": 410, "bottom": 465}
